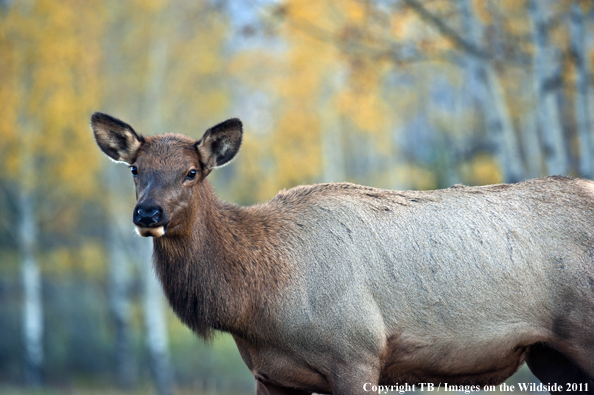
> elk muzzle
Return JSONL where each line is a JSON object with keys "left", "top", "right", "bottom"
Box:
{"left": 133, "top": 203, "right": 168, "bottom": 237}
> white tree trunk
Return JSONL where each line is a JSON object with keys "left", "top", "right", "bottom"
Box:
{"left": 103, "top": 1, "right": 137, "bottom": 386}
{"left": 13, "top": 0, "right": 43, "bottom": 385}
{"left": 459, "top": 0, "right": 524, "bottom": 183}
{"left": 320, "top": 68, "right": 346, "bottom": 183}
{"left": 320, "top": 114, "right": 346, "bottom": 183}
{"left": 102, "top": 2, "right": 174, "bottom": 391}
{"left": 18, "top": 186, "right": 43, "bottom": 387}
{"left": 570, "top": 3, "right": 594, "bottom": 179}
{"left": 529, "top": 0, "right": 569, "bottom": 176}
{"left": 484, "top": 65, "right": 525, "bottom": 182}
{"left": 139, "top": 239, "right": 173, "bottom": 395}
{"left": 105, "top": 165, "right": 136, "bottom": 388}
{"left": 139, "top": 17, "right": 174, "bottom": 395}
{"left": 520, "top": 108, "right": 542, "bottom": 178}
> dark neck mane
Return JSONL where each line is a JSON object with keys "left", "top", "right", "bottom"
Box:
{"left": 152, "top": 180, "right": 290, "bottom": 340}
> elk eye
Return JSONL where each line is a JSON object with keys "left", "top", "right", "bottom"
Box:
{"left": 130, "top": 166, "right": 138, "bottom": 176}
{"left": 186, "top": 169, "right": 197, "bottom": 180}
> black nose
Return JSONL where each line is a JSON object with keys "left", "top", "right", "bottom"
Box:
{"left": 134, "top": 205, "right": 162, "bottom": 227}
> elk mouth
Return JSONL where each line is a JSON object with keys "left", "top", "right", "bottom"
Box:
{"left": 135, "top": 224, "right": 167, "bottom": 238}
{"left": 132, "top": 204, "right": 169, "bottom": 237}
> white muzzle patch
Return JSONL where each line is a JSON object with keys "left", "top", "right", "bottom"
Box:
{"left": 136, "top": 226, "right": 165, "bottom": 238}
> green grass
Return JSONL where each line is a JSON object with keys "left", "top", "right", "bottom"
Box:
{"left": 0, "top": 386, "right": 252, "bottom": 395}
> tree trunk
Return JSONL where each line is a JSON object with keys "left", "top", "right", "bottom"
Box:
{"left": 320, "top": 68, "right": 346, "bottom": 183}
{"left": 520, "top": 109, "right": 542, "bottom": 178}
{"left": 484, "top": 65, "right": 525, "bottom": 183}
{"left": 18, "top": 184, "right": 43, "bottom": 387}
{"left": 459, "top": 0, "right": 525, "bottom": 183}
{"left": 101, "top": 2, "right": 174, "bottom": 392}
{"left": 138, "top": 13, "right": 174, "bottom": 395}
{"left": 105, "top": 165, "right": 136, "bottom": 388}
{"left": 528, "top": 0, "right": 569, "bottom": 176}
{"left": 570, "top": 3, "right": 594, "bottom": 179}
{"left": 103, "top": 1, "right": 137, "bottom": 387}
{"left": 139, "top": 239, "right": 173, "bottom": 395}
{"left": 12, "top": 0, "right": 43, "bottom": 385}
{"left": 485, "top": 0, "right": 540, "bottom": 179}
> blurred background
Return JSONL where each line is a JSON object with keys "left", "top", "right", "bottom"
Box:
{"left": 1, "top": 0, "right": 593, "bottom": 393}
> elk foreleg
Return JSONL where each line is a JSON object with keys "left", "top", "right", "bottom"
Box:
{"left": 329, "top": 362, "right": 381, "bottom": 395}
{"left": 256, "top": 379, "right": 312, "bottom": 395}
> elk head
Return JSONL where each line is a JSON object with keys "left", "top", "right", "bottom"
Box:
{"left": 91, "top": 112, "right": 242, "bottom": 237}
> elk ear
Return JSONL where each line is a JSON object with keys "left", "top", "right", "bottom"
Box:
{"left": 196, "top": 118, "right": 242, "bottom": 171}
{"left": 91, "top": 112, "right": 144, "bottom": 164}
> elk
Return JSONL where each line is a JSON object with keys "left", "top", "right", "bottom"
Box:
{"left": 91, "top": 112, "right": 594, "bottom": 395}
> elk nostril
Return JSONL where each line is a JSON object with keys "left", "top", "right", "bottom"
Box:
{"left": 135, "top": 209, "right": 142, "bottom": 223}
{"left": 151, "top": 208, "right": 161, "bottom": 222}
{"left": 135, "top": 206, "right": 162, "bottom": 226}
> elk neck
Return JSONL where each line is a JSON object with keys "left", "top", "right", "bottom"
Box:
{"left": 152, "top": 179, "right": 292, "bottom": 341}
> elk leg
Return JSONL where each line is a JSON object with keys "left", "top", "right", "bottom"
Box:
{"left": 328, "top": 362, "right": 381, "bottom": 395}
{"left": 255, "top": 379, "right": 312, "bottom": 395}
{"left": 526, "top": 343, "right": 594, "bottom": 394}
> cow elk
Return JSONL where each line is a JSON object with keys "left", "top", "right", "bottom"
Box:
{"left": 91, "top": 112, "right": 594, "bottom": 394}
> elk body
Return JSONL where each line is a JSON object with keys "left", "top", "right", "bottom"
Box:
{"left": 92, "top": 112, "right": 594, "bottom": 395}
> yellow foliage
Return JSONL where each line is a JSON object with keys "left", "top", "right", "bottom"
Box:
{"left": 473, "top": 0, "right": 492, "bottom": 25}
{"left": 231, "top": 135, "right": 279, "bottom": 203}
{"left": 337, "top": 90, "right": 389, "bottom": 134}
{"left": 345, "top": 4, "right": 365, "bottom": 23}
{"left": 502, "top": 0, "right": 526, "bottom": 13}
{"left": 461, "top": 154, "right": 503, "bottom": 186}
{"left": 0, "top": 0, "right": 103, "bottom": 197}
{"left": 394, "top": 164, "right": 438, "bottom": 191}
{"left": 244, "top": 0, "right": 401, "bottom": 189}
{"left": 274, "top": 112, "right": 322, "bottom": 187}
{"left": 500, "top": 0, "right": 531, "bottom": 39}
{"left": 286, "top": 0, "right": 328, "bottom": 24}
{"left": 135, "top": 0, "right": 166, "bottom": 12}
{"left": 45, "top": 241, "right": 106, "bottom": 278}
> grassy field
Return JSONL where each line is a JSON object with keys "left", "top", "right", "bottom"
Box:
{"left": 0, "top": 365, "right": 539, "bottom": 395}
{"left": 0, "top": 386, "right": 252, "bottom": 395}
{"left": 0, "top": 385, "right": 546, "bottom": 395}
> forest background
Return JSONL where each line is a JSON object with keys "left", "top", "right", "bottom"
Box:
{"left": 1, "top": 0, "right": 593, "bottom": 394}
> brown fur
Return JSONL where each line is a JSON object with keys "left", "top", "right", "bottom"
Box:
{"left": 153, "top": 180, "right": 294, "bottom": 340}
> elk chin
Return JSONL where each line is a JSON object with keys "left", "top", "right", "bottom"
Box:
{"left": 136, "top": 225, "right": 166, "bottom": 238}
